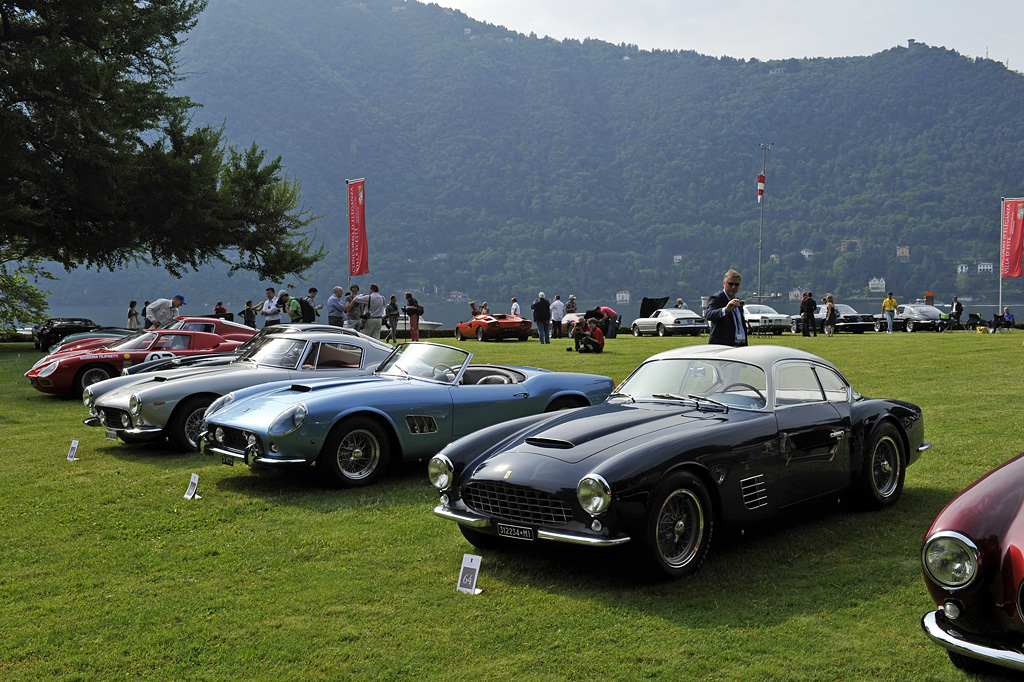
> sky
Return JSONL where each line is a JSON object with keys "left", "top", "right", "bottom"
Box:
{"left": 437, "top": 0, "right": 1022, "bottom": 72}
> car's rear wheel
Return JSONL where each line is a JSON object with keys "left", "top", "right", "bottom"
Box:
{"left": 791, "top": 320, "right": 800, "bottom": 334}
{"left": 476, "top": 327, "right": 486, "bottom": 342}
{"left": 873, "top": 320, "right": 883, "bottom": 332}
{"left": 656, "top": 323, "right": 667, "bottom": 337}
{"left": 455, "top": 328, "right": 465, "bottom": 341}
{"left": 905, "top": 320, "right": 915, "bottom": 332}
{"left": 168, "top": 396, "right": 214, "bottom": 451}
{"left": 643, "top": 471, "right": 713, "bottom": 579}
{"left": 858, "top": 421, "right": 905, "bottom": 509}
{"left": 72, "top": 364, "right": 114, "bottom": 397}
{"left": 632, "top": 324, "right": 642, "bottom": 337}
{"left": 318, "top": 416, "right": 390, "bottom": 487}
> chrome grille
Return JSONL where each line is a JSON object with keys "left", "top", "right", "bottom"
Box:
{"left": 463, "top": 481, "right": 573, "bottom": 525}
{"left": 212, "top": 425, "right": 252, "bottom": 453}
{"left": 741, "top": 474, "right": 768, "bottom": 510}
{"left": 97, "top": 408, "right": 130, "bottom": 429}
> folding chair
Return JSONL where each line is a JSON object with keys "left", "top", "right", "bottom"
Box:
{"left": 963, "top": 313, "right": 984, "bottom": 332}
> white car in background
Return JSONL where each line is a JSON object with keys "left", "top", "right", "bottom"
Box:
{"left": 741, "top": 304, "right": 790, "bottom": 335}
{"left": 631, "top": 307, "right": 705, "bottom": 337}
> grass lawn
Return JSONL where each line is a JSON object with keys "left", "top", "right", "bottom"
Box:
{"left": 1, "top": 330, "right": 1021, "bottom": 681}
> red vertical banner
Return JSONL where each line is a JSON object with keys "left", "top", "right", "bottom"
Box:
{"left": 348, "top": 179, "right": 368, "bottom": 276}
{"left": 1002, "top": 198, "right": 1024, "bottom": 278}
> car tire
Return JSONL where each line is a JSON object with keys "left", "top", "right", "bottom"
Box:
{"left": 946, "top": 650, "right": 999, "bottom": 675}
{"left": 459, "top": 524, "right": 504, "bottom": 550}
{"left": 873, "top": 320, "right": 883, "bottom": 332}
{"left": 858, "top": 421, "right": 905, "bottom": 510}
{"left": 476, "top": 327, "right": 486, "bottom": 342}
{"left": 318, "top": 416, "right": 390, "bottom": 487}
{"left": 168, "top": 395, "right": 215, "bottom": 451}
{"left": 632, "top": 324, "right": 642, "bottom": 337}
{"left": 518, "top": 335, "right": 529, "bottom": 341}
{"left": 905, "top": 320, "right": 914, "bottom": 332}
{"left": 656, "top": 324, "right": 666, "bottom": 337}
{"left": 72, "top": 364, "right": 114, "bottom": 397}
{"left": 643, "top": 471, "right": 713, "bottom": 579}
{"left": 790, "top": 320, "right": 799, "bottom": 334}
{"left": 455, "top": 328, "right": 465, "bottom": 341}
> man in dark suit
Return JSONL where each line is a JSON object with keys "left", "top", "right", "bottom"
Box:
{"left": 706, "top": 269, "right": 748, "bottom": 346}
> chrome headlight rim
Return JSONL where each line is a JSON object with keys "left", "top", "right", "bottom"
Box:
{"left": 577, "top": 473, "right": 612, "bottom": 516}
{"left": 83, "top": 387, "right": 95, "bottom": 407}
{"left": 922, "top": 530, "right": 981, "bottom": 590}
{"left": 128, "top": 393, "right": 142, "bottom": 416}
{"left": 268, "top": 403, "right": 307, "bottom": 436}
{"left": 427, "top": 454, "right": 455, "bottom": 491}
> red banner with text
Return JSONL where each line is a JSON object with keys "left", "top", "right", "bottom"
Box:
{"left": 348, "top": 179, "right": 368, "bottom": 276}
{"left": 1002, "top": 198, "right": 1024, "bottom": 278}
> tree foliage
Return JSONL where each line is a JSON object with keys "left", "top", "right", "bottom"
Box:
{"left": 0, "top": 1, "right": 323, "bottom": 290}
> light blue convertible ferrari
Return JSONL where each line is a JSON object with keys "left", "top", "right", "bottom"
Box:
{"left": 201, "top": 342, "right": 615, "bottom": 487}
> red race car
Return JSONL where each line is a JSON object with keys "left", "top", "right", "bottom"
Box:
{"left": 25, "top": 329, "right": 247, "bottom": 396}
{"left": 53, "top": 317, "right": 256, "bottom": 354}
{"left": 454, "top": 314, "right": 532, "bottom": 341}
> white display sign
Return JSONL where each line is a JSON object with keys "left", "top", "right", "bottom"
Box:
{"left": 66, "top": 440, "right": 80, "bottom": 461}
{"left": 457, "top": 554, "right": 482, "bottom": 595}
{"left": 184, "top": 473, "right": 201, "bottom": 499}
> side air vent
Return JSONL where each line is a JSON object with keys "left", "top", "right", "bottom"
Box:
{"left": 524, "top": 437, "right": 574, "bottom": 449}
{"left": 740, "top": 474, "right": 768, "bottom": 510}
{"left": 406, "top": 415, "right": 438, "bottom": 434}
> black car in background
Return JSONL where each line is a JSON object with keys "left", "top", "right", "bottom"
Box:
{"left": 873, "top": 304, "right": 944, "bottom": 332}
{"left": 791, "top": 303, "right": 875, "bottom": 334}
{"left": 32, "top": 318, "right": 100, "bottom": 351}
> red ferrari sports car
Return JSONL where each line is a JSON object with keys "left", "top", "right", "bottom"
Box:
{"left": 53, "top": 317, "right": 256, "bottom": 354}
{"left": 25, "top": 329, "right": 247, "bottom": 396}
{"left": 454, "top": 314, "right": 533, "bottom": 341}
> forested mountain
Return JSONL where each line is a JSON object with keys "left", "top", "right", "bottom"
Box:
{"left": 47, "top": 0, "right": 1024, "bottom": 306}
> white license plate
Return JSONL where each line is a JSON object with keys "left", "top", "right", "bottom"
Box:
{"left": 105, "top": 429, "right": 118, "bottom": 441}
{"left": 496, "top": 523, "right": 535, "bottom": 541}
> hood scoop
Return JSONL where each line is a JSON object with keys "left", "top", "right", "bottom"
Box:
{"left": 289, "top": 384, "right": 314, "bottom": 392}
{"left": 524, "top": 437, "right": 574, "bottom": 449}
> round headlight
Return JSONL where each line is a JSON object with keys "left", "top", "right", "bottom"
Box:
{"left": 38, "top": 360, "right": 60, "bottom": 377}
{"left": 268, "top": 403, "right": 307, "bottom": 436}
{"left": 577, "top": 474, "right": 612, "bottom": 516}
{"left": 128, "top": 394, "right": 142, "bottom": 416}
{"left": 923, "top": 531, "right": 980, "bottom": 589}
{"left": 83, "top": 387, "right": 95, "bottom": 407}
{"left": 428, "top": 455, "right": 455, "bottom": 491}
{"left": 205, "top": 392, "right": 235, "bottom": 418}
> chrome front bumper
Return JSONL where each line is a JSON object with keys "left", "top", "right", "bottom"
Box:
{"left": 83, "top": 416, "right": 163, "bottom": 435}
{"left": 922, "top": 609, "right": 1024, "bottom": 672}
{"left": 432, "top": 504, "right": 631, "bottom": 547}
{"left": 205, "top": 444, "right": 307, "bottom": 466}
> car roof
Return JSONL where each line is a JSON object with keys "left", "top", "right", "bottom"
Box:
{"left": 646, "top": 344, "right": 840, "bottom": 372}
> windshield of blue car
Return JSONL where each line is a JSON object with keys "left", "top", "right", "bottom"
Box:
{"left": 377, "top": 343, "right": 470, "bottom": 383}
{"left": 237, "top": 337, "right": 309, "bottom": 368}
{"left": 619, "top": 358, "right": 768, "bottom": 409}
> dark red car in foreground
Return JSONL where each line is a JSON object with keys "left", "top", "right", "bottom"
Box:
{"left": 454, "top": 314, "right": 532, "bottom": 341}
{"left": 921, "top": 452, "right": 1024, "bottom": 674}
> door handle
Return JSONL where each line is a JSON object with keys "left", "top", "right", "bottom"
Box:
{"left": 514, "top": 392, "right": 529, "bottom": 398}
{"left": 830, "top": 430, "right": 846, "bottom": 439}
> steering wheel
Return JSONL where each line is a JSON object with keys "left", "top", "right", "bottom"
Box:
{"left": 721, "top": 382, "right": 766, "bottom": 403}
{"left": 432, "top": 363, "right": 457, "bottom": 381}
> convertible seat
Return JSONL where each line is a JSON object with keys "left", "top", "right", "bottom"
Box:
{"left": 478, "top": 375, "right": 511, "bottom": 384}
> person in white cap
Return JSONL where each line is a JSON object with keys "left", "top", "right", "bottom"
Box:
{"left": 145, "top": 294, "right": 186, "bottom": 329}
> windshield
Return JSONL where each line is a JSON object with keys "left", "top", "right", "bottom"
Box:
{"left": 377, "top": 343, "right": 470, "bottom": 384}
{"left": 745, "top": 305, "right": 779, "bottom": 315}
{"left": 835, "top": 304, "right": 857, "bottom": 314}
{"left": 617, "top": 358, "right": 768, "bottom": 409}
{"left": 107, "top": 331, "right": 159, "bottom": 351}
{"left": 911, "top": 305, "right": 942, "bottom": 316}
{"left": 238, "top": 337, "right": 309, "bottom": 368}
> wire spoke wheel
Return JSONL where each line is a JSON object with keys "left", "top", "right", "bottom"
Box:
{"left": 334, "top": 428, "right": 381, "bottom": 480}
{"left": 655, "top": 489, "right": 704, "bottom": 569}
{"left": 871, "top": 435, "right": 902, "bottom": 498}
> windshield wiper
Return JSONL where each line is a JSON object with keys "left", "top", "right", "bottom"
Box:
{"left": 652, "top": 393, "right": 690, "bottom": 402}
{"left": 686, "top": 394, "right": 730, "bottom": 412}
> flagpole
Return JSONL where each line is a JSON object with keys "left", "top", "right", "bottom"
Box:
{"left": 757, "top": 142, "right": 774, "bottom": 304}
{"left": 1000, "top": 197, "right": 1005, "bottom": 313}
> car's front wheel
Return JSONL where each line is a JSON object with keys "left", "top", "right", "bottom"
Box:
{"left": 858, "top": 421, "right": 905, "bottom": 509}
{"left": 905, "top": 320, "right": 915, "bottom": 332}
{"left": 168, "top": 396, "right": 215, "bottom": 450}
{"left": 873, "top": 320, "right": 883, "bottom": 332}
{"left": 455, "top": 328, "right": 465, "bottom": 341}
{"left": 791, "top": 320, "right": 800, "bottom": 334}
{"left": 632, "top": 324, "right": 642, "bottom": 337}
{"left": 72, "top": 364, "right": 114, "bottom": 397}
{"left": 643, "top": 471, "right": 713, "bottom": 579}
{"left": 319, "top": 416, "right": 390, "bottom": 487}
